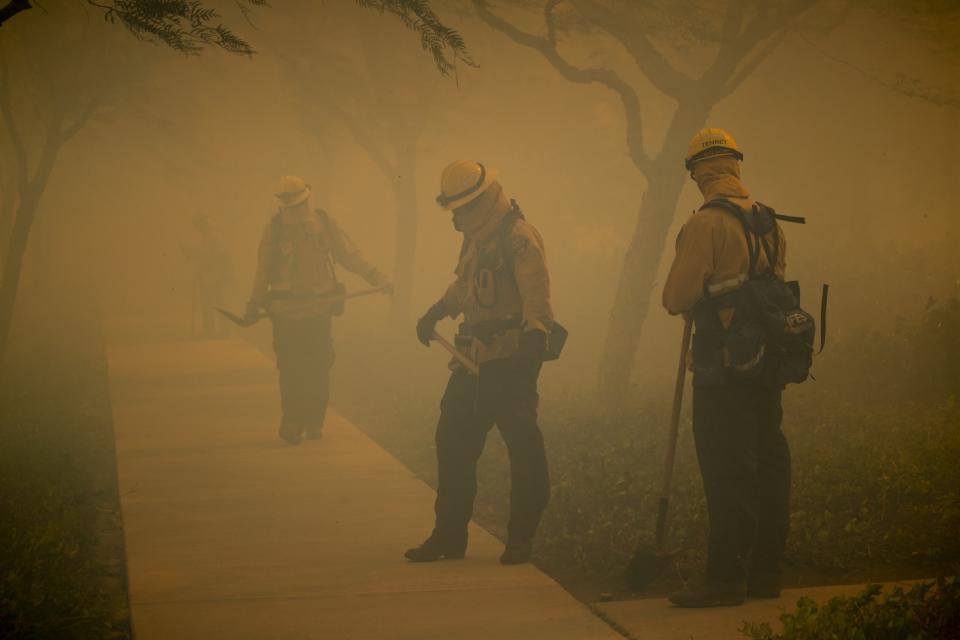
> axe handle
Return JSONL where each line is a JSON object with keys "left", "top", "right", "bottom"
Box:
{"left": 216, "top": 287, "right": 388, "bottom": 328}
{"left": 342, "top": 286, "right": 389, "bottom": 301}
{"left": 431, "top": 331, "right": 480, "bottom": 375}
{"left": 216, "top": 307, "right": 258, "bottom": 327}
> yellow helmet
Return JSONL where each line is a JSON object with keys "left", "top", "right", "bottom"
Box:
{"left": 274, "top": 175, "right": 311, "bottom": 208}
{"left": 684, "top": 128, "right": 743, "bottom": 170}
{"left": 436, "top": 160, "right": 499, "bottom": 210}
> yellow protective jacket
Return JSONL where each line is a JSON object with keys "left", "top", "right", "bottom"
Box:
{"left": 437, "top": 185, "right": 554, "bottom": 366}
{"left": 248, "top": 209, "right": 388, "bottom": 319}
{"left": 663, "top": 156, "right": 786, "bottom": 326}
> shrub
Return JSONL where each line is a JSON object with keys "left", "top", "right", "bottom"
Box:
{"left": 0, "top": 283, "right": 128, "bottom": 639}
{"left": 740, "top": 577, "right": 960, "bottom": 640}
{"left": 336, "top": 299, "right": 960, "bottom": 590}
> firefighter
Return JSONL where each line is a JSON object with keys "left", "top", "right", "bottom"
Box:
{"left": 406, "top": 161, "right": 555, "bottom": 565}
{"left": 245, "top": 176, "right": 391, "bottom": 444}
{"left": 663, "top": 129, "right": 791, "bottom": 607}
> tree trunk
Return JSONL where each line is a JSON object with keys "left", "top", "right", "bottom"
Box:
{"left": 0, "top": 137, "right": 59, "bottom": 367}
{"left": 596, "top": 101, "right": 713, "bottom": 408}
{"left": 0, "top": 191, "right": 14, "bottom": 262}
{"left": 390, "top": 143, "right": 418, "bottom": 320}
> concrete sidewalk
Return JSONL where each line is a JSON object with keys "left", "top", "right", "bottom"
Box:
{"left": 107, "top": 339, "right": 621, "bottom": 640}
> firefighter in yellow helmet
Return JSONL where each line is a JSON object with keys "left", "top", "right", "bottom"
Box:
{"left": 406, "top": 160, "right": 557, "bottom": 565}
{"left": 662, "top": 129, "right": 792, "bottom": 607}
{"left": 245, "top": 176, "right": 392, "bottom": 444}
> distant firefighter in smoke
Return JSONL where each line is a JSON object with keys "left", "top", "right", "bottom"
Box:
{"left": 245, "top": 175, "right": 393, "bottom": 444}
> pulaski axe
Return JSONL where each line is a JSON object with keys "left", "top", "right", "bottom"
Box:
{"left": 216, "top": 286, "right": 389, "bottom": 327}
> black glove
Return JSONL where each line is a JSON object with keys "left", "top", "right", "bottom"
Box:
{"left": 517, "top": 329, "right": 547, "bottom": 362}
{"left": 416, "top": 301, "right": 447, "bottom": 347}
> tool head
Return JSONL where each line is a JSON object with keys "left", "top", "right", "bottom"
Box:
{"left": 625, "top": 548, "right": 675, "bottom": 590}
{"left": 216, "top": 307, "right": 258, "bottom": 327}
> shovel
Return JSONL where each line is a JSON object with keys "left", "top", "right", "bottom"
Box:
{"left": 626, "top": 316, "right": 693, "bottom": 589}
{"left": 216, "top": 286, "right": 389, "bottom": 327}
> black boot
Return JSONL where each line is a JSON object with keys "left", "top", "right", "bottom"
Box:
{"left": 404, "top": 534, "right": 466, "bottom": 563}
{"left": 669, "top": 580, "right": 746, "bottom": 607}
{"left": 500, "top": 540, "right": 533, "bottom": 565}
{"left": 278, "top": 422, "right": 302, "bottom": 445}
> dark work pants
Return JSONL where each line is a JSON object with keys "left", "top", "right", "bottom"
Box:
{"left": 272, "top": 315, "right": 335, "bottom": 432}
{"left": 433, "top": 359, "right": 550, "bottom": 547}
{"left": 692, "top": 379, "right": 790, "bottom": 583}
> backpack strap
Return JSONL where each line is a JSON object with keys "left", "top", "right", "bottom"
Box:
{"left": 818, "top": 283, "right": 829, "bottom": 354}
{"left": 270, "top": 211, "right": 283, "bottom": 242}
{"left": 270, "top": 209, "right": 340, "bottom": 283}
{"left": 701, "top": 198, "right": 760, "bottom": 274}
{"left": 754, "top": 204, "right": 779, "bottom": 276}
{"left": 701, "top": 198, "right": 781, "bottom": 276}
{"left": 315, "top": 209, "right": 341, "bottom": 283}
{"left": 498, "top": 199, "right": 526, "bottom": 274}
{"left": 774, "top": 213, "right": 806, "bottom": 224}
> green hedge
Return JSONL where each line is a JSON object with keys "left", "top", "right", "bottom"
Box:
{"left": 0, "top": 284, "right": 128, "bottom": 639}
{"left": 0, "top": 425, "right": 117, "bottom": 639}
{"left": 741, "top": 577, "right": 960, "bottom": 640}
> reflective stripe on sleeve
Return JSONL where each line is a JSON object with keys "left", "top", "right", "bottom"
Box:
{"left": 706, "top": 274, "right": 747, "bottom": 296}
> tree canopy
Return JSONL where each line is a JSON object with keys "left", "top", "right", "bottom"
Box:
{"left": 0, "top": 0, "right": 472, "bottom": 74}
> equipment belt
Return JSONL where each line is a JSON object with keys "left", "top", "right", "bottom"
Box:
{"left": 458, "top": 316, "right": 523, "bottom": 340}
{"left": 267, "top": 290, "right": 337, "bottom": 300}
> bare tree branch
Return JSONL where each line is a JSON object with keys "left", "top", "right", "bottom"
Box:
{"left": 0, "top": 0, "right": 30, "bottom": 28}
{"left": 324, "top": 102, "right": 396, "bottom": 177}
{"left": 473, "top": 0, "right": 652, "bottom": 173}
{"left": 59, "top": 98, "right": 101, "bottom": 142}
{"left": 719, "top": 30, "right": 783, "bottom": 96}
{"left": 706, "top": 0, "right": 816, "bottom": 96}
{"left": 568, "top": 0, "right": 696, "bottom": 99}
{"left": 795, "top": 28, "right": 960, "bottom": 110}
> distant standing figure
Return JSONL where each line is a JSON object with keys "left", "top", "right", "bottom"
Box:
{"left": 662, "top": 128, "right": 794, "bottom": 607}
{"left": 182, "top": 213, "right": 233, "bottom": 339}
{"left": 245, "top": 176, "right": 392, "bottom": 444}
{"left": 406, "top": 161, "right": 560, "bottom": 566}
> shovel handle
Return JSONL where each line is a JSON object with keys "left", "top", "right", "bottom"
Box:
{"left": 653, "top": 317, "right": 692, "bottom": 550}
{"left": 431, "top": 331, "right": 480, "bottom": 375}
{"left": 660, "top": 317, "right": 693, "bottom": 501}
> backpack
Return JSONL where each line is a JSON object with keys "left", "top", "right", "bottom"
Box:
{"left": 694, "top": 199, "right": 827, "bottom": 389}
{"left": 269, "top": 209, "right": 346, "bottom": 315}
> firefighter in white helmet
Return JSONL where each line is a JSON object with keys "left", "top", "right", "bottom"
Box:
{"left": 245, "top": 176, "right": 392, "bottom": 444}
{"left": 406, "top": 161, "right": 558, "bottom": 565}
